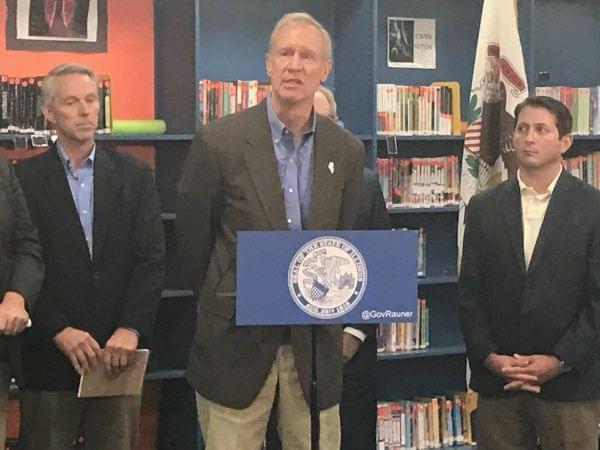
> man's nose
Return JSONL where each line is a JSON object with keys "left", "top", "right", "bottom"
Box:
{"left": 287, "top": 53, "right": 302, "bottom": 70}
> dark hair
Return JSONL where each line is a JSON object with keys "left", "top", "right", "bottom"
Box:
{"left": 514, "top": 96, "right": 572, "bottom": 138}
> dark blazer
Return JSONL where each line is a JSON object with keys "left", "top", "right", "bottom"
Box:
{"left": 346, "top": 167, "right": 392, "bottom": 341}
{"left": 15, "top": 145, "right": 165, "bottom": 391}
{"left": 177, "top": 102, "right": 364, "bottom": 410}
{"left": 340, "top": 167, "right": 390, "bottom": 450}
{"left": 459, "top": 171, "right": 600, "bottom": 401}
{"left": 0, "top": 156, "right": 43, "bottom": 385}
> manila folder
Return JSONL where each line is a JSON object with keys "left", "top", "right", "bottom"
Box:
{"left": 77, "top": 349, "right": 150, "bottom": 398}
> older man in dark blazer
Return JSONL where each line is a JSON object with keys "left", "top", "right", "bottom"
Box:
{"left": 177, "top": 12, "right": 363, "bottom": 450}
{"left": 0, "top": 156, "right": 43, "bottom": 449}
{"left": 15, "top": 63, "right": 165, "bottom": 450}
{"left": 460, "top": 96, "right": 600, "bottom": 450}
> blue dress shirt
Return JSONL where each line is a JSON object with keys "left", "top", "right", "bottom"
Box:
{"left": 266, "top": 95, "right": 315, "bottom": 230}
{"left": 57, "top": 144, "right": 95, "bottom": 257}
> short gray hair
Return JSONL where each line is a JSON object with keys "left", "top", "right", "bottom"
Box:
{"left": 317, "top": 85, "right": 338, "bottom": 121}
{"left": 42, "top": 63, "right": 98, "bottom": 107}
{"left": 269, "top": 12, "right": 332, "bottom": 61}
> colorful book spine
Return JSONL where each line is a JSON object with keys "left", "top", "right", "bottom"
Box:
{"left": 198, "top": 79, "right": 271, "bottom": 125}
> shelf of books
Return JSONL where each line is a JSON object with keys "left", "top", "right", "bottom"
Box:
{"left": 375, "top": 73, "right": 468, "bottom": 448}
{"left": 536, "top": 86, "right": 600, "bottom": 136}
{"left": 377, "top": 391, "right": 477, "bottom": 450}
{"left": 377, "top": 155, "right": 461, "bottom": 209}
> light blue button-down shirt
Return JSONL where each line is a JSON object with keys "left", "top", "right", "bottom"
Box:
{"left": 57, "top": 144, "right": 95, "bottom": 257}
{"left": 266, "top": 95, "right": 315, "bottom": 230}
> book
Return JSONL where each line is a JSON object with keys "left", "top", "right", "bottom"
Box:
{"left": 417, "top": 227, "right": 426, "bottom": 277}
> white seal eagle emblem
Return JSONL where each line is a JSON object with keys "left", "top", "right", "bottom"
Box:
{"left": 288, "top": 236, "right": 367, "bottom": 319}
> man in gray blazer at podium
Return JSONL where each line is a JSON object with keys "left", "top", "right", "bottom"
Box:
{"left": 460, "top": 96, "right": 600, "bottom": 450}
{"left": 177, "top": 12, "right": 363, "bottom": 450}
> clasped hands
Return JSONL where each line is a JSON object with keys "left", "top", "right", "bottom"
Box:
{"left": 53, "top": 326, "right": 138, "bottom": 376}
{"left": 484, "top": 352, "right": 562, "bottom": 394}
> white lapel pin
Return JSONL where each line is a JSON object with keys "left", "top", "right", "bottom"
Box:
{"left": 328, "top": 161, "right": 335, "bottom": 174}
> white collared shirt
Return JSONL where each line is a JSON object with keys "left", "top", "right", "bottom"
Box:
{"left": 517, "top": 168, "right": 562, "bottom": 269}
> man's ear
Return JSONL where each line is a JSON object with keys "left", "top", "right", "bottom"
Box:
{"left": 320, "top": 59, "right": 332, "bottom": 83}
{"left": 559, "top": 134, "right": 573, "bottom": 155}
{"left": 42, "top": 104, "right": 54, "bottom": 125}
{"left": 265, "top": 52, "right": 272, "bottom": 78}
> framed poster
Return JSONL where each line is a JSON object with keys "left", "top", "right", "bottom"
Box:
{"left": 6, "top": 0, "right": 107, "bottom": 52}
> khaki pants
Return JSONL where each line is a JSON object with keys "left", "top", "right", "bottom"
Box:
{"left": 19, "top": 390, "right": 141, "bottom": 450}
{"left": 196, "top": 344, "right": 340, "bottom": 450}
{"left": 477, "top": 394, "right": 600, "bottom": 450}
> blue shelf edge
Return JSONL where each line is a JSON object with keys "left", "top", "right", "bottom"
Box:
{"left": 376, "top": 134, "right": 465, "bottom": 141}
{"left": 418, "top": 275, "right": 459, "bottom": 285}
{"left": 572, "top": 135, "right": 600, "bottom": 141}
{"left": 163, "top": 208, "right": 462, "bottom": 218}
{"left": 0, "top": 133, "right": 194, "bottom": 142}
{"left": 388, "top": 204, "right": 460, "bottom": 214}
{"left": 161, "top": 289, "right": 195, "bottom": 298}
{"left": 377, "top": 344, "right": 466, "bottom": 361}
{"left": 144, "top": 368, "right": 186, "bottom": 381}
{"left": 95, "top": 134, "right": 194, "bottom": 141}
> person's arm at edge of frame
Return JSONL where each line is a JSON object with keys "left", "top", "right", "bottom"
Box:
{"left": 2, "top": 160, "right": 44, "bottom": 334}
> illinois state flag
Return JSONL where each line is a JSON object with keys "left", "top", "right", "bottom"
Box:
{"left": 458, "top": 0, "right": 529, "bottom": 260}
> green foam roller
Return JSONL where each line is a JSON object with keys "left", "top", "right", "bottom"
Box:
{"left": 111, "top": 119, "right": 167, "bottom": 135}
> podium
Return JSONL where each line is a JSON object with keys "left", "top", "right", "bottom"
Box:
{"left": 237, "top": 230, "right": 419, "bottom": 449}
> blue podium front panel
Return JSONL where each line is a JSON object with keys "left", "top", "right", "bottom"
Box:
{"left": 237, "top": 230, "right": 418, "bottom": 325}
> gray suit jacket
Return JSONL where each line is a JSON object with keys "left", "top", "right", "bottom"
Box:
{"left": 0, "top": 156, "right": 43, "bottom": 386}
{"left": 177, "top": 101, "right": 364, "bottom": 409}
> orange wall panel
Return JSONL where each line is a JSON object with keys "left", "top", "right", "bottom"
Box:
{"left": 0, "top": 0, "right": 155, "bottom": 119}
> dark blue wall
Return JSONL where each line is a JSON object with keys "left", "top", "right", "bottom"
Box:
{"left": 534, "top": 0, "right": 600, "bottom": 87}
{"left": 196, "top": 0, "right": 335, "bottom": 83}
